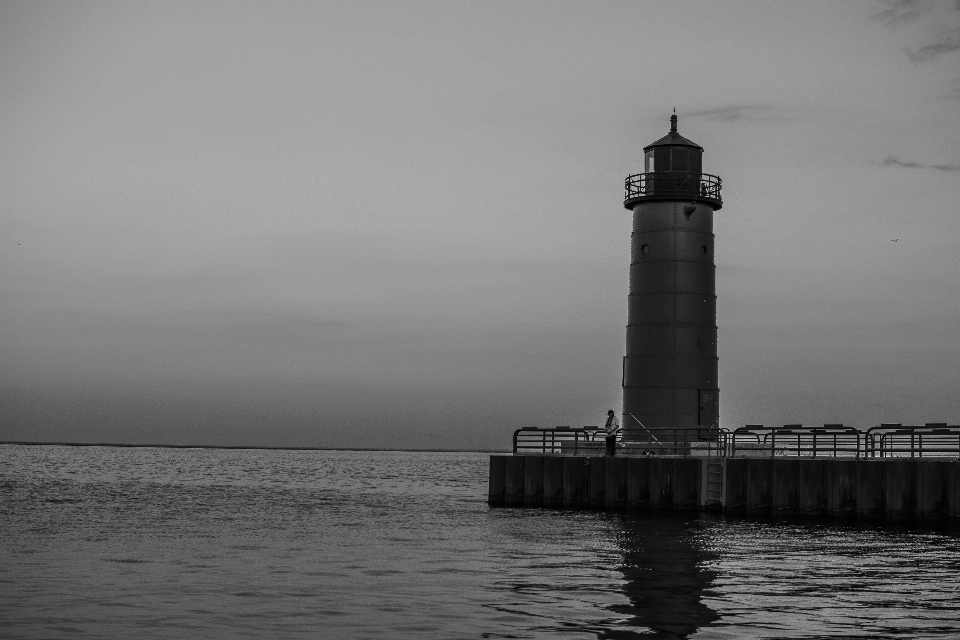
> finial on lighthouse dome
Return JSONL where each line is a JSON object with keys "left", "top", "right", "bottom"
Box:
{"left": 670, "top": 112, "right": 678, "bottom": 133}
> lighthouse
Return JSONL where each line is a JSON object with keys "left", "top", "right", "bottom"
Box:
{"left": 621, "top": 115, "right": 722, "bottom": 447}
{"left": 489, "top": 115, "right": 958, "bottom": 521}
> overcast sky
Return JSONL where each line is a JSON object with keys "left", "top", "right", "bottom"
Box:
{"left": 2, "top": 1, "right": 959, "bottom": 448}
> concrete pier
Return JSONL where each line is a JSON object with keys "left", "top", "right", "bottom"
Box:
{"left": 489, "top": 455, "right": 960, "bottom": 523}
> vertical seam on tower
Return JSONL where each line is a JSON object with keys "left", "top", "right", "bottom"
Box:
{"left": 672, "top": 203, "right": 678, "bottom": 431}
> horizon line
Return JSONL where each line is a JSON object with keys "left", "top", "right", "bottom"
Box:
{"left": 0, "top": 440, "right": 509, "bottom": 454}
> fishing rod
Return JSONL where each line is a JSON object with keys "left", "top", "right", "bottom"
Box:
{"left": 625, "top": 413, "right": 663, "bottom": 447}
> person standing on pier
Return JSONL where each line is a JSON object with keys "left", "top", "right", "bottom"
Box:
{"left": 605, "top": 410, "right": 620, "bottom": 456}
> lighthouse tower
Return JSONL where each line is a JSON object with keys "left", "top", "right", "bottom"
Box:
{"left": 621, "top": 115, "right": 722, "bottom": 446}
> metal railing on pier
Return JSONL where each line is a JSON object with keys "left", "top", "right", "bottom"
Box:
{"left": 512, "top": 426, "right": 605, "bottom": 455}
{"left": 512, "top": 423, "right": 960, "bottom": 459}
{"left": 865, "top": 424, "right": 960, "bottom": 458}
{"left": 621, "top": 414, "right": 728, "bottom": 457}
{"left": 732, "top": 424, "right": 863, "bottom": 459}
{"left": 512, "top": 424, "right": 728, "bottom": 457}
{"left": 621, "top": 424, "right": 728, "bottom": 458}
{"left": 730, "top": 424, "right": 960, "bottom": 459}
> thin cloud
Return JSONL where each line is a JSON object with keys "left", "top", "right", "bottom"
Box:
{"left": 907, "top": 26, "right": 960, "bottom": 61}
{"left": 883, "top": 155, "right": 960, "bottom": 171}
{"left": 685, "top": 105, "right": 782, "bottom": 123}
{"left": 875, "top": 0, "right": 960, "bottom": 62}
{"left": 874, "top": 0, "right": 927, "bottom": 27}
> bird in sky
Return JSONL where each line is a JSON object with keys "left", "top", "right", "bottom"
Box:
{"left": 891, "top": 239, "right": 898, "bottom": 242}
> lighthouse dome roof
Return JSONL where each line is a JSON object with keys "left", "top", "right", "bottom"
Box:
{"left": 643, "top": 115, "right": 703, "bottom": 151}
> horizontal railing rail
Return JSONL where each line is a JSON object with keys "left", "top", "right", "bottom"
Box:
{"left": 512, "top": 426, "right": 604, "bottom": 455}
{"left": 729, "top": 426, "right": 764, "bottom": 454}
{"left": 731, "top": 424, "right": 862, "bottom": 458}
{"left": 864, "top": 424, "right": 960, "bottom": 458}
{"left": 624, "top": 171, "right": 722, "bottom": 203}
{"left": 513, "top": 424, "right": 728, "bottom": 457}
{"left": 623, "top": 427, "right": 730, "bottom": 458}
{"left": 622, "top": 416, "right": 728, "bottom": 457}
{"left": 512, "top": 423, "right": 960, "bottom": 458}
{"left": 773, "top": 426, "right": 860, "bottom": 459}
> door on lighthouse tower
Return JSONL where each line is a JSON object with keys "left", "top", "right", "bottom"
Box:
{"left": 698, "top": 389, "right": 718, "bottom": 434}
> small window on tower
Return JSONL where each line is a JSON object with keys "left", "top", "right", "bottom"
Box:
{"left": 645, "top": 151, "right": 655, "bottom": 173}
{"left": 641, "top": 244, "right": 650, "bottom": 255}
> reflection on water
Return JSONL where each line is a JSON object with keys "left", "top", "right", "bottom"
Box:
{"left": 595, "top": 513, "right": 960, "bottom": 639}
{"left": 602, "top": 514, "right": 719, "bottom": 639}
{"left": 491, "top": 507, "right": 960, "bottom": 639}
{"left": 486, "top": 509, "right": 721, "bottom": 639}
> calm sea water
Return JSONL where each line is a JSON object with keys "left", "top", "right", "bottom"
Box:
{"left": 2, "top": 445, "right": 960, "bottom": 639}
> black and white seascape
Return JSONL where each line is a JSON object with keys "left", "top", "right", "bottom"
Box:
{"left": 3, "top": 2, "right": 960, "bottom": 638}
{"left": 3, "top": 445, "right": 960, "bottom": 639}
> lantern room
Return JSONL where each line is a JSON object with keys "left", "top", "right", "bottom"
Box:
{"left": 624, "top": 114, "right": 722, "bottom": 209}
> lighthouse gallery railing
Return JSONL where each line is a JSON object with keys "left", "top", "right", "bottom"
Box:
{"left": 624, "top": 171, "right": 722, "bottom": 203}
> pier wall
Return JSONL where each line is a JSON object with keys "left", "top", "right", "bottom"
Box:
{"left": 488, "top": 455, "right": 960, "bottom": 522}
